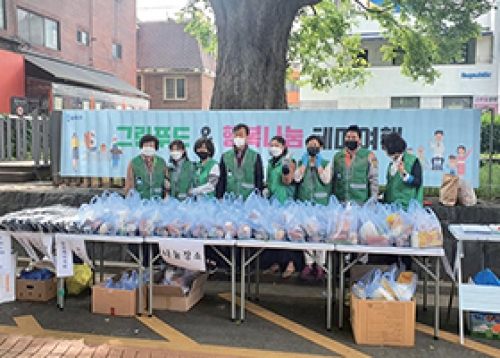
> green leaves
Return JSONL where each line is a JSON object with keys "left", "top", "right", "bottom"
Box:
{"left": 178, "top": 0, "right": 492, "bottom": 89}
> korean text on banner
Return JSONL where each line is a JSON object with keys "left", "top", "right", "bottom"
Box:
{"left": 159, "top": 240, "right": 206, "bottom": 272}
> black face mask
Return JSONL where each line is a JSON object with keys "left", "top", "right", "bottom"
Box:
{"left": 196, "top": 152, "right": 210, "bottom": 160}
{"left": 345, "top": 140, "right": 359, "bottom": 151}
{"left": 307, "top": 146, "right": 320, "bottom": 157}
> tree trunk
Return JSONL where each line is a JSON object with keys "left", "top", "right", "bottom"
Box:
{"left": 209, "top": 0, "right": 321, "bottom": 110}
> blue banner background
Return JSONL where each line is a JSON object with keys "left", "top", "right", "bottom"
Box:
{"left": 60, "top": 109, "right": 481, "bottom": 187}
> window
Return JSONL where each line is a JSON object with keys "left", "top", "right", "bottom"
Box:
{"left": 442, "top": 96, "right": 473, "bottom": 109}
{"left": 392, "top": 49, "right": 405, "bottom": 66}
{"left": 357, "top": 49, "right": 369, "bottom": 64}
{"left": 164, "top": 78, "right": 186, "bottom": 100}
{"left": 112, "top": 43, "right": 122, "bottom": 59}
{"left": 17, "top": 8, "right": 60, "bottom": 50}
{"left": 0, "top": 1, "right": 5, "bottom": 29}
{"left": 77, "top": 30, "right": 89, "bottom": 46}
{"left": 136, "top": 75, "right": 142, "bottom": 91}
{"left": 286, "top": 82, "right": 300, "bottom": 92}
{"left": 391, "top": 97, "right": 420, "bottom": 109}
{"left": 451, "top": 41, "right": 476, "bottom": 65}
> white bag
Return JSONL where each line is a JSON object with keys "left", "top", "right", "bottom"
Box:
{"left": 458, "top": 179, "right": 477, "bottom": 207}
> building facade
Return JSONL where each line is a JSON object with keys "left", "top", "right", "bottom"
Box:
{"left": 137, "top": 20, "right": 216, "bottom": 110}
{"left": 300, "top": 5, "right": 500, "bottom": 113}
{"left": 0, "top": 0, "right": 147, "bottom": 114}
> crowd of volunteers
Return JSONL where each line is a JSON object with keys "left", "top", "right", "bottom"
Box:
{"left": 123, "top": 124, "right": 423, "bottom": 280}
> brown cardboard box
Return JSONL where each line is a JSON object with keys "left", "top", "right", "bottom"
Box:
{"left": 16, "top": 278, "right": 57, "bottom": 302}
{"left": 350, "top": 292, "right": 416, "bottom": 347}
{"left": 149, "top": 273, "right": 208, "bottom": 312}
{"left": 91, "top": 283, "right": 147, "bottom": 317}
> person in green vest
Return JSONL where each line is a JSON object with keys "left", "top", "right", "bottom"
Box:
{"left": 191, "top": 137, "right": 220, "bottom": 198}
{"left": 166, "top": 139, "right": 194, "bottom": 201}
{"left": 294, "top": 135, "right": 332, "bottom": 280}
{"left": 332, "top": 125, "right": 379, "bottom": 204}
{"left": 381, "top": 132, "right": 423, "bottom": 209}
{"left": 262, "top": 136, "right": 303, "bottom": 278}
{"left": 124, "top": 134, "right": 168, "bottom": 200}
{"left": 216, "top": 123, "right": 264, "bottom": 200}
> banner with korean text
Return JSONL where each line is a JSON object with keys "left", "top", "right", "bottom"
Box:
{"left": 60, "top": 109, "right": 481, "bottom": 187}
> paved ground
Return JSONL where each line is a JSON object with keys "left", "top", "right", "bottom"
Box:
{"left": 1, "top": 274, "right": 500, "bottom": 358}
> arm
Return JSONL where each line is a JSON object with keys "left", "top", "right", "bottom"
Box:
{"left": 124, "top": 161, "right": 135, "bottom": 194}
{"left": 193, "top": 164, "right": 220, "bottom": 195}
{"left": 368, "top": 153, "right": 379, "bottom": 197}
{"left": 294, "top": 165, "right": 305, "bottom": 182}
{"left": 281, "top": 160, "right": 295, "bottom": 185}
{"left": 465, "top": 147, "right": 473, "bottom": 159}
{"left": 400, "top": 160, "right": 422, "bottom": 188}
{"left": 318, "top": 161, "right": 332, "bottom": 185}
{"left": 215, "top": 156, "right": 227, "bottom": 199}
{"left": 254, "top": 153, "right": 264, "bottom": 193}
{"left": 164, "top": 165, "right": 170, "bottom": 198}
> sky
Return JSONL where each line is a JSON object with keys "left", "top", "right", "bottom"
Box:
{"left": 137, "top": 0, "right": 190, "bottom": 22}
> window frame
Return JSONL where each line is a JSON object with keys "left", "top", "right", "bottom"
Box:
{"left": 112, "top": 43, "right": 122, "bottom": 59}
{"left": 390, "top": 96, "right": 421, "bottom": 109}
{"left": 442, "top": 96, "right": 473, "bottom": 109}
{"left": 17, "top": 7, "right": 60, "bottom": 50}
{"left": 0, "top": 0, "right": 6, "bottom": 30}
{"left": 77, "top": 29, "right": 89, "bottom": 46}
{"left": 163, "top": 77, "right": 187, "bottom": 100}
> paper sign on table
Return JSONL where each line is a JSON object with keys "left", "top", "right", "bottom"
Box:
{"left": 55, "top": 237, "right": 74, "bottom": 277}
{"left": 0, "top": 233, "right": 12, "bottom": 275}
{"left": 69, "top": 239, "right": 94, "bottom": 268}
{"left": 159, "top": 240, "right": 206, "bottom": 272}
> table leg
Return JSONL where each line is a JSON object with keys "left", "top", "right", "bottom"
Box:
{"left": 423, "top": 257, "right": 428, "bottom": 311}
{"left": 446, "top": 279, "right": 455, "bottom": 322}
{"left": 231, "top": 245, "right": 236, "bottom": 321}
{"left": 339, "top": 253, "right": 345, "bottom": 329}
{"left": 138, "top": 244, "right": 143, "bottom": 317}
{"left": 255, "top": 253, "right": 260, "bottom": 301}
{"left": 92, "top": 242, "right": 96, "bottom": 285}
{"left": 57, "top": 277, "right": 65, "bottom": 310}
{"left": 241, "top": 247, "right": 246, "bottom": 322}
{"left": 148, "top": 243, "right": 153, "bottom": 317}
{"left": 327, "top": 251, "right": 332, "bottom": 331}
{"left": 99, "top": 242, "right": 104, "bottom": 283}
{"left": 434, "top": 257, "right": 440, "bottom": 340}
{"left": 458, "top": 242, "right": 464, "bottom": 345}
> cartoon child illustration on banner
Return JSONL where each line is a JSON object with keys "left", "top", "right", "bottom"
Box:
{"left": 109, "top": 135, "right": 123, "bottom": 169}
{"left": 456, "top": 145, "right": 473, "bottom": 177}
{"left": 447, "top": 155, "right": 457, "bottom": 175}
{"left": 84, "top": 131, "right": 98, "bottom": 152}
{"left": 417, "top": 146, "right": 430, "bottom": 171}
{"left": 430, "top": 130, "right": 445, "bottom": 170}
{"left": 71, "top": 133, "right": 81, "bottom": 171}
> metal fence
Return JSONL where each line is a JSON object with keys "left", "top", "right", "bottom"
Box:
{"left": 0, "top": 115, "right": 51, "bottom": 166}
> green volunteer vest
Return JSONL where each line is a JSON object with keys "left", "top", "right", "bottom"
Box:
{"left": 223, "top": 147, "right": 258, "bottom": 200}
{"left": 168, "top": 159, "right": 194, "bottom": 201}
{"left": 131, "top": 155, "right": 166, "bottom": 199}
{"left": 296, "top": 159, "right": 331, "bottom": 206}
{"left": 266, "top": 156, "right": 296, "bottom": 204}
{"left": 385, "top": 152, "right": 424, "bottom": 209}
{"left": 194, "top": 158, "right": 217, "bottom": 198}
{"left": 333, "top": 148, "right": 371, "bottom": 203}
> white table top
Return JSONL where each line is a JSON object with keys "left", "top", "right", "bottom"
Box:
{"left": 335, "top": 244, "right": 445, "bottom": 257}
{"left": 449, "top": 224, "right": 500, "bottom": 242}
{"left": 236, "top": 240, "right": 335, "bottom": 251}
{"left": 55, "top": 233, "right": 144, "bottom": 244}
{"left": 145, "top": 237, "right": 236, "bottom": 246}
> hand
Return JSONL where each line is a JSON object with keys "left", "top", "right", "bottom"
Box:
{"left": 262, "top": 188, "right": 269, "bottom": 198}
{"left": 187, "top": 189, "right": 194, "bottom": 197}
{"left": 164, "top": 179, "right": 171, "bottom": 190}
{"left": 282, "top": 164, "right": 290, "bottom": 175}
{"left": 315, "top": 153, "right": 323, "bottom": 168}
{"left": 301, "top": 152, "right": 309, "bottom": 167}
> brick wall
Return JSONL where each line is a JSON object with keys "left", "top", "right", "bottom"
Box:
{"left": 1, "top": 0, "right": 136, "bottom": 86}
{"left": 144, "top": 72, "right": 213, "bottom": 110}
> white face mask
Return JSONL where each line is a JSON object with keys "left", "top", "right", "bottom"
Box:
{"left": 233, "top": 137, "right": 246, "bottom": 148}
{"left": 390, "top": 154, "right": 402, "bottom": 176}
{"left": 141, "top": 147, "right": 156, "bottom": 157}
{"left": 170, "top": 151, "right": 183, "bottom": 161}
{"left": 269, "top": 147, "right": 282, "bottom": 158}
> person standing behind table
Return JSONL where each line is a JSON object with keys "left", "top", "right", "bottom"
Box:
{"left": 381, "top": 132, "right": 423, "bottom": 209}
{"left": 192, "top": 137, "right": 220, "bottom": 198}
{"left": 262, "top": 136, "right": 303, "bottom": 278}
{"left": 294, "top": 135, "right": 332, "bottom": 280}
{"left": 332, "top": 125, "right": 379, "bottom": 204}
{"left": 124, "top": 134, "right": 168, "bottom": 200}
{"left": 216, "top": 123, "right": 264, "bottom": 200}
{"left": 167, "top": 140, "right": 194, "bottom": 201}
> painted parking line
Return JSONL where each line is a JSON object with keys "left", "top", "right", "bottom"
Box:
{"left": 416, "top": 323, "right": 500, "bottom": 358}
{"left": 1, "top": 315, "right": 333, "bottom": 358}
{"left": 219, "top": 293, "right": 371, "bottom": 358}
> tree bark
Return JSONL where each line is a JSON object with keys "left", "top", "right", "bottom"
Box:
{"left": 209, "top": 0, "right": 321, "bottom": 110}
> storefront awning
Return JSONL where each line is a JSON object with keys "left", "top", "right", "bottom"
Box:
{"left": 24, "top": 54, "right": 148, "bottom": 98}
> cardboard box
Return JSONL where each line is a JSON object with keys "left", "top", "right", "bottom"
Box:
{"left": 149, "top": 273, "right": 208, "bottom": 312}
{"left": 350, "top": 292, "right": 416, "bottom": 347}
{"left": 92, "top": 282, "right": 147, "bottom": 317}
{"left": 0, "top": 252, "right": 17, "bottom": 304}
{"left": 16, "top": 277, "right": 57, "bottom": 302}
{"left": 468, "top": 312, "right": 500, "bottom": 339}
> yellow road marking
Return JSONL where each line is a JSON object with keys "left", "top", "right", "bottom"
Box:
{"left": 416, "top": 323, "right": 500, "bottom": 358}
{"left": 219, "top": 293, "right": 370, "bottom": 358}
{"left": 0, "top": 316, "right": 331, "bottom": 358}
{"left": 13, "top": 316, "right": 43, "bottom": 334}
{"left": 136, "top": 316, "right": 197, "bottom": 346}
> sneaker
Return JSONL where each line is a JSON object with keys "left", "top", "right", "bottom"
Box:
{"left": 315, "top": 265, "right": 325, "bottom": 280}
{"left": 301, "top": 265, "right": 315, "bottom": 280}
